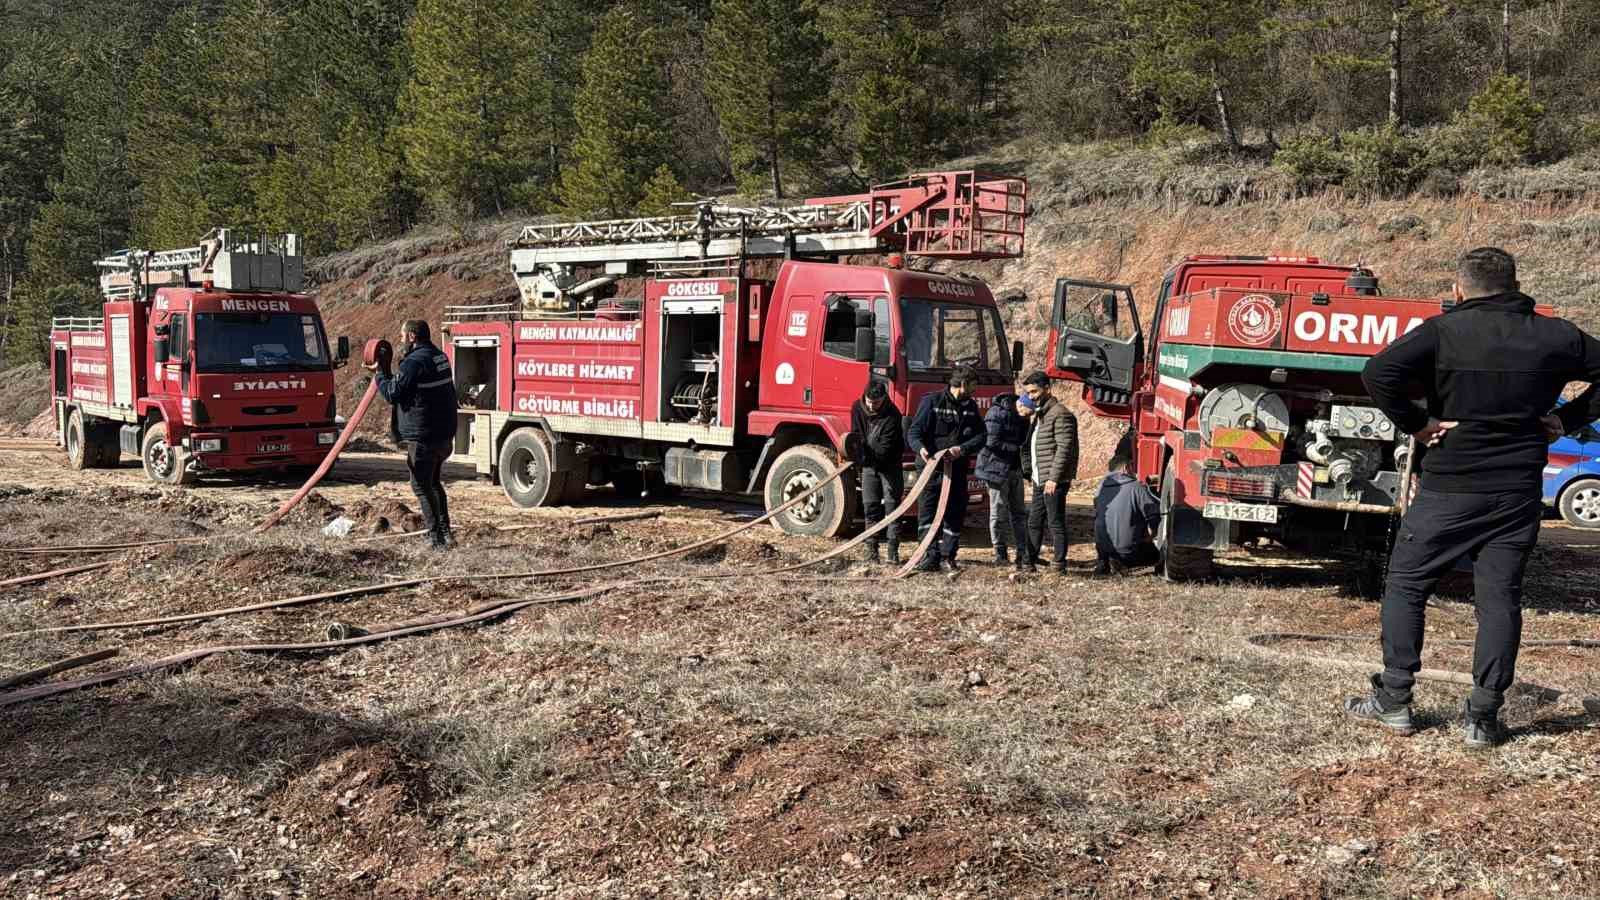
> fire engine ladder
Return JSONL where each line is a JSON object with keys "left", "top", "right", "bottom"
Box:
{"left": 506, "top": 171, "right": 1026, "bottom": 311}
{"left": 95, "top": 229, "right": 303, "bottom": 300}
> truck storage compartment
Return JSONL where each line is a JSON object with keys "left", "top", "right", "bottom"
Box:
{"left": 451, "top": 337, "right": 499, "bottom": 456}
{"left": 663, "top": 447, "right": 744, "bottom": 492}
{"left": 660, "top": 299, "right": 722, "bottom": 425}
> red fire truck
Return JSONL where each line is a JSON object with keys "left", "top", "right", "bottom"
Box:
{"left": 443, "top": 172, "right": 1027, "bottom": 536}
{"left": 49, "top": 229, "right": 351, "bottom": 485}
{"left": 1045, "top": 256, "right": 1518, "bottom": 592}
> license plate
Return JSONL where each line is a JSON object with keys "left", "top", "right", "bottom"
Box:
{"left": 1203, "top": 501, "right": 1279, "bottom": 523}
{"left": 257, "top": 442, "right": 291, "bottom": 453}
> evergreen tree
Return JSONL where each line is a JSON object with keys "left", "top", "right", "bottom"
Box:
{"left": 638, "top": 164, "right": 693, "bottom": 216}
{"left": 560, "top": 6, "right": 677, "bottom": 217}
{"left": 705, "top": 0, "right": 829, "bottom": 199}
{"left": 396, "top": 0, "right": 552, "bottom": 220}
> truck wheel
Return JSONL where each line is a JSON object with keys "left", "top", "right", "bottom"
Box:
{"left": 612, "top": 468, "right": 645, "bottom": 498}
{"left": 141, "top": 421, "right": 193, "bottom": 486}
{"left": 499, "top": 428, "right": 567, "bottom": 508}
{"left": 1157, "top": 457, "right": 1214, "bottom": 582}
{"left": 1558, "top": 478, "right": 1600, "bottom": 529}
{"left": 764, "top": 444, "right": 856, "bottom": 538}
{"left": 65, "top": 410, "right": 92, "bottom": 470}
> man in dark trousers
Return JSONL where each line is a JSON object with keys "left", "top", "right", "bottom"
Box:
{"left": 975, "top": 390, "right": 1032, "bottom": 571}
{"left": 1092, "top": 453, "right": 1160, "bottom": 575}
{"left": 1346, "top": 247, "right": 1600, "bottom": 747}
{"left": 367, "top": 320, "right": 459, "bottom": 550}
{"left": 850, "top": 378, "right": 905, "bottom": 565}
{"left": 1021, "top": 371, "right": 1079, "bottom": 574}
{"left": 906, "top": 365, "right": 986, "bottom": 574}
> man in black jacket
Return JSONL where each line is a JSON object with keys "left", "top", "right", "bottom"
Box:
{"left": 850, "top": 379, "right": 905, "bottom": 564}
{"left": 1347, "top": 247, "right": 1600, "bottom": 747}
{"left": 367, "top": 320, "right": 460, "bottom": 550}
{"left": 906, "top": 365, "right": 986, "bottom": 574}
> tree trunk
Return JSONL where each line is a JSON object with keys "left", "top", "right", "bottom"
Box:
{"left": 1501, "top": 0, "right": 1512, "bottom": 73}
{"left": 1210, "top": 61, "right": 1241, "bottom": 153}
{"left": 767, "top": 86, "right": 783, "bottom": 200}
{"left": 0, "top": 235, "right": 13, "bottom": 359}
{"left": 1389, "top": 1, "right": 1403, "bottom": 125}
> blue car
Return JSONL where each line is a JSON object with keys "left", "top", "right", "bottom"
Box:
{"left": 1544, "top": 418, "right": 1600, "bottom": 528}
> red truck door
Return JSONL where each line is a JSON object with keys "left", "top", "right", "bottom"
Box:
{"left": 811, "top": 294, "right": 890, "bottom": 412}
{"left": 1046, "top": 278, "right": 1143, "bottom": 415}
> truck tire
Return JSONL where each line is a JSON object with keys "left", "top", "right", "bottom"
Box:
{"left": 141, "top": 421, "right": 194, "bottom": 486}
{"left": 498, "top": 428, "right": 568, "bottom": 508}
{"left": 1558, "top": 478, "right": 1600, "bottom": 529}
{"left": 65, "top": 409, "right": 92, "bottom": 470}
{"left": 1157, "top": 457, "right": 1214, "bottom": 582}
{"left": 764, "top": 443, "right": 857, "bottom": 538}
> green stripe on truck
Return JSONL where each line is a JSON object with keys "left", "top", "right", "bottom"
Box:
{"left": 1155, "top": 344, "right": 1369, "bottom": 380}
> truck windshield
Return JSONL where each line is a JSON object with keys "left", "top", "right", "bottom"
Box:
{"left": 194, "top": 312, "right": 331, "bottom": 373}
{"left": 899, "top": 299, "right": 1010, "bottom": 375}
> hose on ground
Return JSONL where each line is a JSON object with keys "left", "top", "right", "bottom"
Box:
{"left": 254, "top": 376, "right": 382, "bottom": 533}
{"left": 1244, "top": 631, "right": 1600, "bottom": 711}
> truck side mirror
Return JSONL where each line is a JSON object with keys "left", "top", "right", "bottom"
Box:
{"left": 335, "top": 335, "right": 350, "bottom": 368}
{"left": 1011, "top": 340, "right": 1024, "bottom": 373}
{"left": 154, "top": 337, "right": 170, "bottom": 365}
{"left": 853, "top": 326, "right": 875, "bottom": 363}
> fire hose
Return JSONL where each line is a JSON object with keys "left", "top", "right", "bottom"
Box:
{"left": 1244, "top": 631, "right": 1600, "bottom": 713}
{"left": 0, "top": 455, "right": 958, "bottom": 707}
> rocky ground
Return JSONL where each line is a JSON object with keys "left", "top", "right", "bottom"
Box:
{"left": 1, "top": 438, "right": 1598, "bottom": 898}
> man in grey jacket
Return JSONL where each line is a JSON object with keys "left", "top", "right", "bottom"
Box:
{"left": 1092, "top": 454, "right": 1160, "bottom": 574}
{"left": 1020, "top": 371, "right": 1079, "bottom": 574}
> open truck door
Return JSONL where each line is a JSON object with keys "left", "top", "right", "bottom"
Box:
{"left": 1045, "top": 278, "right": 1143, "bottom": 416}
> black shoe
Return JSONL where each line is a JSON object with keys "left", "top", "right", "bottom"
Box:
{"left": 862, "top": 543, "right": 881, "bottom": 564}
{"left": 1093, "top": 560, "right": 1112, "bottom": 576}
{"left": 1462, "top": 701, "right": 1509, "bottom": 749}
{"left": 994, "top": 546, "right": 1010, "bottom": 565}
{"left": 941, "top": 559, "right": 963, "bottom": 578}
{"left": 1343, "top": 676, "right": 1415, "bottom": 735}
{"left": 914, "top": 554, "right": 942, "bottom": 573}
{"left": 886, "top": 545, "right": 901, "bottom": 566}
{"left": 427, "top": 536, "right": 451, "bottom": 552}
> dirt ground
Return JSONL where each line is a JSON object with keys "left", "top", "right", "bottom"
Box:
{"left": 2, "top": 437, "right": 1598, "bottom": 899}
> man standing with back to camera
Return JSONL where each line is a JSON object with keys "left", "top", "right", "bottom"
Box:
{"left": 1345, "top": 248, "right": 1600, "bottom": 747}
{"left": 367, "top": 319, "right": 460, "bottom": 551}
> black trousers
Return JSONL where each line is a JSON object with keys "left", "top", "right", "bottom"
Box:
{"left": 1028, "top": 481, "right": 1069, "bottom": 570}
{"left": 406, "top": 439, "right": 454, "bottom": 538}
{"left": 917, "top": 458, "right": 970, "bottom": 561}
{"left": 1378, "top": 487, "right": 1543, "bottom": 715}
{"left": 1098, "top": 542, "right": 1159, "bottom": 569}
{"left": 861, "top": 465, "right": 904, "bottom": 550}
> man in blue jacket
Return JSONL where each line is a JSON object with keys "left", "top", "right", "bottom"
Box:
{"left": 975, "top": 391, "right": 1032, "bottom": 571}
{"left": 367, "top": 320, "right": 459, "bottom": 550}
{"left": 906, "top": 365, "right": 986, "bottom": 574}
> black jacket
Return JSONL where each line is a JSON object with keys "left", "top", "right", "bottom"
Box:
{"left": 906, "top": 389, "right": 985, "bottom": 460}
{"left": 1093, "top": 471, "right": 1160, "bottom": 557}
{"left": 975, "top": 392, "right": 1027, "bottom": 484}
{"left": 378, "top": 341, "right": 459, "bottom": 444}
{"left": 1363, "top": 292, "right": 1600, "bottom": 493}
{"left": 850, "top": 395, "right": 905, "bottom": 471}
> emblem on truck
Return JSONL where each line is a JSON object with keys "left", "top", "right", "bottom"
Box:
{"left": 1226, "top": 294, "right": 1282, "bottom": 346}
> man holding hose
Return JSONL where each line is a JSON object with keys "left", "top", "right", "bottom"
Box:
{"left": 1346, "top": 248, "right": 1600, "bottom": 747}
{"left": 365, "top": 320, "right": 459, "bottom": 551}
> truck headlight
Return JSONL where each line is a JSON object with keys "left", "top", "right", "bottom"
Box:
{"left": 318, "top": 432, "right": 336, "bottom": 446}
{"left": 196, "top": 438, "right": 223, "bottom": 453}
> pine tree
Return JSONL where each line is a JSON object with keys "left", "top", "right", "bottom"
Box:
{"left": 637, "top": 164, "right": 693, "bottom": 216}
{"left": 560, "top": 6, "right": 677, "bottom": 217}
{"left": 396, "top": 0, "right": 552, "bottom": 221}
{"left": 705, "top": 0, "right": 829, "bottom": 199}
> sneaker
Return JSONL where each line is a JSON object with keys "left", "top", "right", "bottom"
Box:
{"left": 994, "top": 546, "right": 1010, "bottom": 565}
{"left": 1343, "top": 683, "right": 1415, "bottom": 736}
{"left": 1462, "top": 701, "right": 1510, "bottom": 749}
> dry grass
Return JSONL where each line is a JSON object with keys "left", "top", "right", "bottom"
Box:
{"left": 2, "top": 478, "right": 1597, "bottom": 897}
